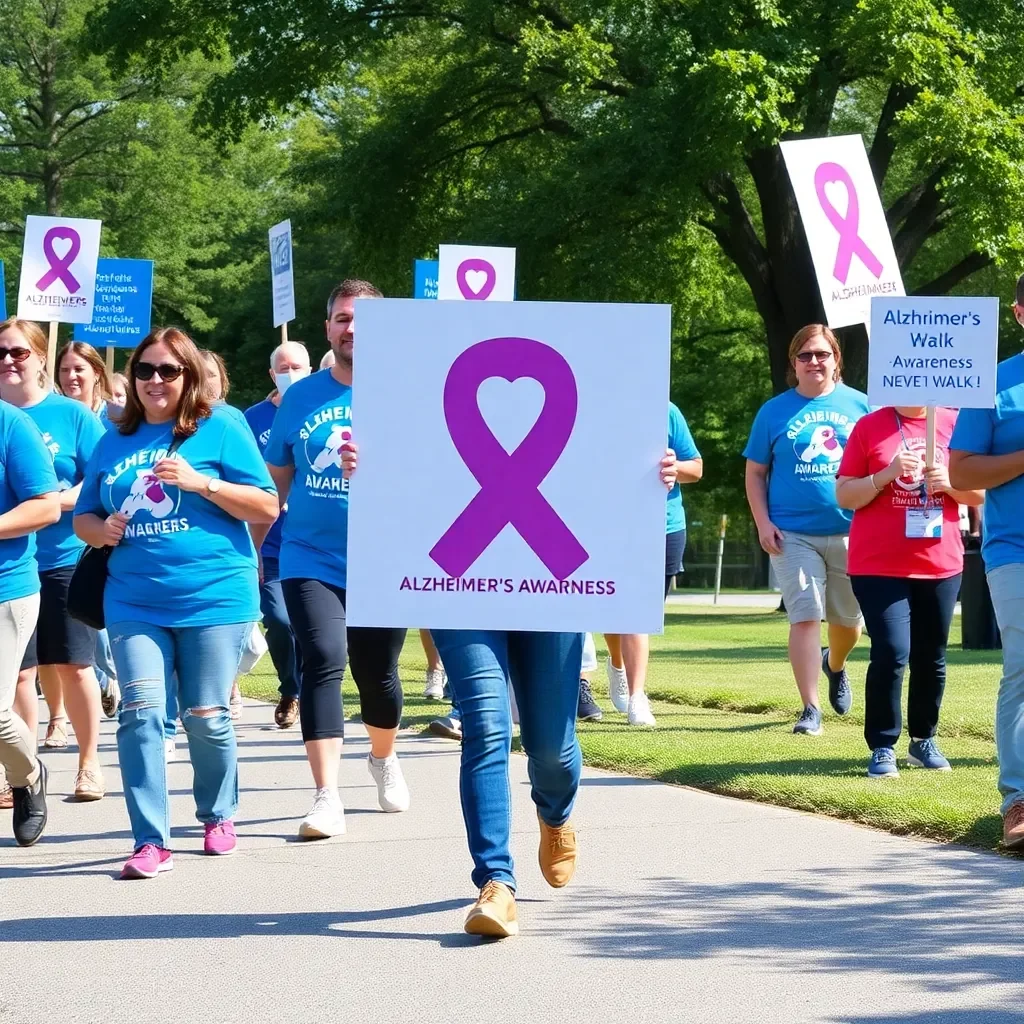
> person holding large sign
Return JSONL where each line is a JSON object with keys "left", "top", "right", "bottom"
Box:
{"left": 744, "top": 325, "right": 870, "bottom": 736}
{"left": 262, "top": 279, "right": 411, "bottom": 841}
{"left": 0, "top": 319, "right": 107, "bottom": 800}
{"left": 837, "top": 407, "right": 983, "bottom": 777}
{"left": 949, "top": 273, "right": 1024, "bottom": 847}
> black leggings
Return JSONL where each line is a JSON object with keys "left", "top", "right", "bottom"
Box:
{"left": 281, "top": 578, "right": 405, "bottom": 742}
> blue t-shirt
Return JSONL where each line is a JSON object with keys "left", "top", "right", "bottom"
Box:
{"left": 22, "top": 393, "right": 105, "bottom": 571}
{"left": 743, "top": 383, "right": 870, "bottom": 536}
{"left": 264, "top": 370, "right": 351, "bottom": 589}
{"left": 244, "top": 398, "right": 286, "bottom": 560}
{"left": 0, "top": 404, "right": 59, "bottom": 602}
{"left": 75, "top": 406, "right": 277, "bottom": 628}
{"left": 666, "top": 402, "right": 700, "bottom": 534}
{"left": 950, "top": 353, "right": 1024, "bottom": 571}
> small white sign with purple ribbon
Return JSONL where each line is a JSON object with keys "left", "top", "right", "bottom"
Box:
{"left": 345, "top": 298, "right": 670, "bottom": 633}
{"left": 781, "top": 134, "right": 904, "bottom": 328}
{"left": 17, "top": 214, "right": 103, "bottom": 323}
{"left": 437, "top": 244, "right": 517, "bottom": 302}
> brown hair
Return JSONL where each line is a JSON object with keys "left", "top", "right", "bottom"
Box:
{"left": 198, "top": 349, "right": 230, "bottom": 401}
{"left": 118, "top": 328, "right": 212, "bottom": 438}
{"left": 56, "top": 341, "right": 112, "bottom": 409}
{"left": 0, "top": 317, "right": 49, "bottom": 389}
{"left": 786, "top": 324, "right": 843, "bottom": 387}
{"left": 325, "top": 278, "right": 382, "bottom": 316}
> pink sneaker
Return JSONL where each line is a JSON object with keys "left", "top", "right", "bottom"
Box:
{"left": 204, "top": 820, "right": 237, "bottom": 856}
{"left": 120, "top": 844, "right": 174, "bottom": 879}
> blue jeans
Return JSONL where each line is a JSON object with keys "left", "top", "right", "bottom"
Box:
{"left": 987, "top": 565, "right": 1024, "bottom": 814}
{"left": 430, "top": 630, "right": 583, "bottom": 891}
{"left": 109, "top": 619, "right": 250, "bottom": 850}
{"left": 94, "top": 629, "right": 116, "bottom": 691}
{"left": 260, "top": 557, "right": 301, "bottom": 699}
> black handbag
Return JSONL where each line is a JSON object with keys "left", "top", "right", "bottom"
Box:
{"left": 67, "top": 435, "right": 184, "bottom": 630}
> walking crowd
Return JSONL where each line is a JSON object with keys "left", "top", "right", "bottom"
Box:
{"left": 3, "top": 272, "right": 1024, "bottom": 939}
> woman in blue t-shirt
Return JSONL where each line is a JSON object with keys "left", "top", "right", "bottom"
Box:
{"left": 743, "top": 324, "right": 870, "bottom": 736}
{"left": 74, "top": 328, "right": 279, "bottom": 880}
{"left": 0, "top": 395, "right": 60, "bottom": 847}
{"left": 0, "top": 320, "right": 107, "bottom": 800}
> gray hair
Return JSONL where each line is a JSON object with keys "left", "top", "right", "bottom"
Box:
{"left": 269, "top": 341, "right": 311, "bottom": 370}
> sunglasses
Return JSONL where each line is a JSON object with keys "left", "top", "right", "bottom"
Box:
{"left": 134, "top": 362, "right": 185, "bottom": 383}
{"left": 795, "top": 350, "right": 834, "bottom": 364}
{"left": 0, "top": 346, "right": 31, "bottom": 363}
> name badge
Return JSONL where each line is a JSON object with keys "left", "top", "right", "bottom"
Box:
{"left": 906, "top": 508, "right": 943, "bottom": 539}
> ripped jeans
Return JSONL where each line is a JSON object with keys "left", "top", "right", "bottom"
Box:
{"left": 109, "top": 620, "right": 250, "bottom": 850}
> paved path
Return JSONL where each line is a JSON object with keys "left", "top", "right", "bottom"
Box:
{"left": 3, "top": 701, "right": 1023, "bottom": 1024}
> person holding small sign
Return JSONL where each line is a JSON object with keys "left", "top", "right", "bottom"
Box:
{"left": 744, "top": 325, "right": 870, "bottom": 735}
{"left": 948, "top": 273, "right": 1024, "bottom": 847}
{"left": 836, "top": 406, "right": 982, "bottom": 778}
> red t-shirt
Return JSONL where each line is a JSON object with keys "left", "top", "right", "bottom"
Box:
{"left": 838, "top": 407, "right": 963, "bottom": 579}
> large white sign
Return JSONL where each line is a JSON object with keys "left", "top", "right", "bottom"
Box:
{"left": 346, "top": 299, "right": 671, "bottom": 633}
{"left": 781, "top": 135, "right": 904, "bottom": 328}
{"left": 269, "top": 219, "right": 295, "bottom": 327}
{"left": 17, "top": 214, "right": 102, "bottom": 323}
{"left": 437, "top": 244, "right": 516, "bottom": 301}
{"left": 868, "top": 296, "right": 999, "bottom": 409}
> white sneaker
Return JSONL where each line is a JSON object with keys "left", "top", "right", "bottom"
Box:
{"left": 298, "top": 788, "right": 346, "bottom": 839}
{"left": 164, "top": 739, "right": 178, "bottom": 763}
{"left": 367, "top": 753, "right": 410, "bottom": 813}
{"left": 101, "top": 677, "right": 120, "bottom": 719}
{"left": 423, "top": 668, "right": 446, "bottom": 700}
{"left": 607, "top": 657, "right": 629, "bottom": 713}
{"left": 627, "top": 692, "right": 657, "bottom": 727}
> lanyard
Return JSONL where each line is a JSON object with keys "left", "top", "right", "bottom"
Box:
{"left": 893, "top": 410, "right": 928, "bottom": 507}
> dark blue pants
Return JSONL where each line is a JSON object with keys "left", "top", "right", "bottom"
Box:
{"left": 260, "top": 557, "right": 301, "bottom": 700}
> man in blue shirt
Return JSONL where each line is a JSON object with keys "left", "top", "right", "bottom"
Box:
{"left": 950, "top": 273, "right": 1024, "bottom": 850}
{"left": 244, "top": 341, "right": 310, "bottom": 729}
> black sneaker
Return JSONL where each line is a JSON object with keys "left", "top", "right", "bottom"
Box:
{"left": 793, "top": 705, "right": 823, "bottom": 736}
{"left": 13, "top": 760, "right": 48, "bottom": 847}
{"left": 821, "top": 648, "right": 852, "bottom": 716}
{"left": 577, "top": 680, "right": 603, "bottom": 721}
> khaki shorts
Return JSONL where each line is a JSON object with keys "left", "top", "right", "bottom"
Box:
{"left": 770, "top": 532, "right": 863, "bottom": 627}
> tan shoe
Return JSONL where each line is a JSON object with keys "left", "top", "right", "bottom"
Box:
{"left": 538, "top": 812, "right": 578, "bottom": 888}
{"left": 0, "top": 780, "right": 12, "bottom": 810}
{"left": 43, "top": 715, "right": 68, "bottom": 749}
{"left": 275, "top": 695, "right": 299, "bottom": 729}
{"left": 464, "top": 881, "right": 518, "bottom": 938}
{"left": 1004, "top": 802, "right": 1024, "bottom": 850}
{"left": 74, "top": 768, "right": 105, "bottom": 802}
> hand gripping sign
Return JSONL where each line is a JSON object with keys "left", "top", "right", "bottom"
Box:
{"left": 781, "top": 135, "right": 903, "bottom": 328}
{"left": 344, "top": 298, "right": 670, "bottom": 634}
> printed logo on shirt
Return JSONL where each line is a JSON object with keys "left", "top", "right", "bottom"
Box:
{"left": 39, "top": 431, "right": 60, "bottom": 460}
{"left": 299, "top": 404, "right": 352, "bottom": 499}
{"left": 787, "top": 410, "right": 856, "bottom": 480}
{"left": 258, "top": 427, "right": 272, "bottom": 448}
{"left": 104, "top": 446, "right": 189, "bottom": 540}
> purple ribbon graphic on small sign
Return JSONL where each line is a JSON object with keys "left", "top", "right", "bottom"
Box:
{"left": 456, "top": 258, "right": 497, "bottom": 300}
{"left": 35, "top": 226, "right": 82, "bottom": 293}
{"left": 430, "top": 336, "right": 589, "bottom": 580}
{"left": 813, "top": 162, "right": 884, "bottom": 284}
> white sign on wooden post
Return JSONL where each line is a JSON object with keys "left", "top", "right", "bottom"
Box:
{"left": 345, "top": 298, "right": 670, "bottom": 633}
{"left": 17, "top": 214, "right": 102, "bottom": 324}
{"left": 781, "top": 135, "right": 904, "bottom": 328}
{"left": 437, "top": 244, "right": 517, "bottom": 302}
{"left": 269, "top": 219, "right": 296, "bottom": 337}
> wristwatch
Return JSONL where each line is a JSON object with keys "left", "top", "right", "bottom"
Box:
{"left": 206, "top": 476, "right": 223, "bottom": 495}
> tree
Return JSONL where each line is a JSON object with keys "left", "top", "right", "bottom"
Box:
{"left": 92, "top": 0, "right": 1024, "bottom": 393}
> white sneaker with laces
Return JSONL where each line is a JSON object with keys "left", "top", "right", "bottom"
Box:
{"left": 423, "top": 668, "right": 446, "bottom": 700}
{"left": 164, "top": 738, "right": 178, "bottom": 763}
{"left": 627, "top": 692, "right": 657, "bottom": 727}
{"left": 607, "top": 657, "right": 629, "bottom": 713}
{"left": 298, "top": 788, "right": 346, "bottom": 839}
{"left": 368, "top": 753, "right": 411, "bottom": 813}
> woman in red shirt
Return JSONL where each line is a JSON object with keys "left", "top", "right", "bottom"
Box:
{"left": 836, "top": 405, "right": 984, "bottom": 778}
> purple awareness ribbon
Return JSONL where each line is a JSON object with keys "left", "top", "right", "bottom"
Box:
{"left": 813, "top": 162, "right": 884, "bottom": 284}
{"left": 429, "top": 336, "right": 590, "bottom": 580}
{"left": 35, "top": 226, "right": 82, "bottom": 293}
{"left": 456, "top": 258, "right": 497, "bottom": 300}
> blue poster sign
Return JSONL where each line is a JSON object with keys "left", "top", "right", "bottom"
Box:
{"left": 0, "top": 261, "right": 6, "bottom": 321}
{"left": 414, "top": 259, "right": 438, "bottom": 299}
{"left": 74, "top": 257, "right": 154, "bottom": 347}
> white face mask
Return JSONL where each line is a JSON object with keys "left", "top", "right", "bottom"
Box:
{"left": 274, "top": 368, "right": 309, "bottom": 395}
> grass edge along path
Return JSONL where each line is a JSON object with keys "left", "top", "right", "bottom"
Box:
{"left": 239, "top": 607, "right": 1011, "bottom": 856}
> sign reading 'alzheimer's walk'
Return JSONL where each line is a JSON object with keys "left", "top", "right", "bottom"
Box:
{"left": 781, "top": 135, "right": 904, "bottom": 328}
{"left": 345, "top": 299, "right": 670, "bottom": 634}
{"left": 74, "top": 258, "right": 154, "bottom": 347}
{"left": 868, "top": 296, "right": 999, "bottom": 409}
{"left": 17, "top": 214, "right": 102, "bottom": 323}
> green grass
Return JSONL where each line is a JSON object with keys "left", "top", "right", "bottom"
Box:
{"left": 239, "top": 608, "right": 1008, "bottom": 853}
